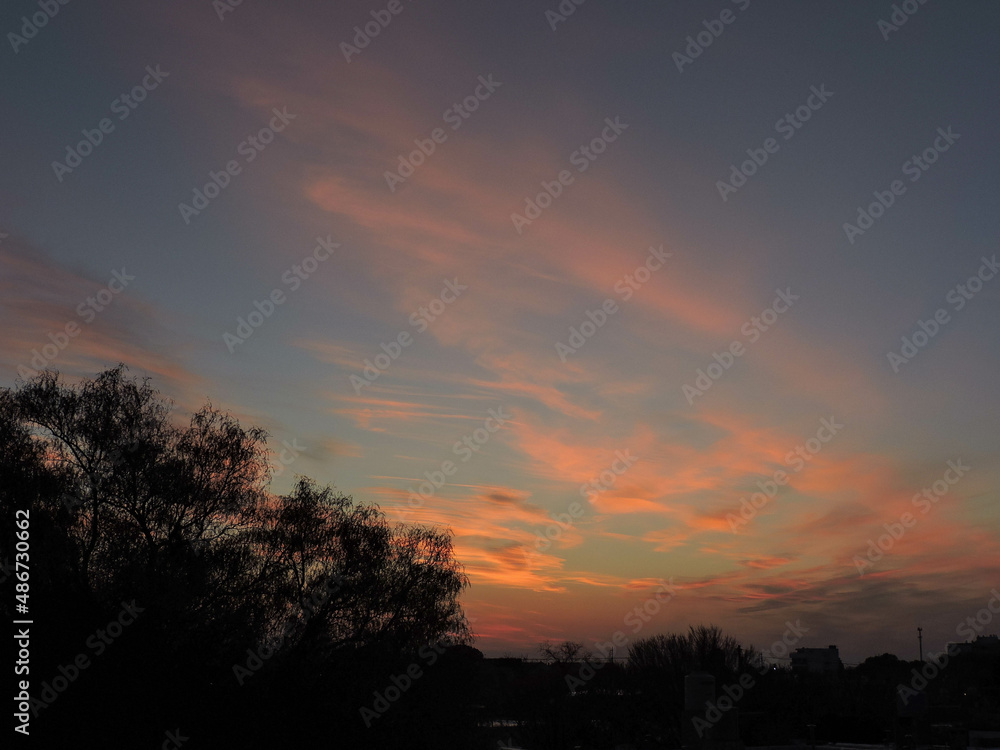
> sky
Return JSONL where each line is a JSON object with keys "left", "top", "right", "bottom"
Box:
{"left": 2, "top": 0, "right": 999, "bottom": 664}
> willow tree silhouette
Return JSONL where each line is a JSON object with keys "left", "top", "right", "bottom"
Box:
{"left": 0, "top": 366, "right": 474, "bottom": 749}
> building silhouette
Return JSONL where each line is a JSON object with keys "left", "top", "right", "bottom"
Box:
{"left": 791, "top": 645, "right": 843, "bottom": 675}
{"left": 947, "top": 634, "right": 1000, "bottom": 656}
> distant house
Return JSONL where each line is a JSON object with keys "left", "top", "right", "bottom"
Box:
{"left": 947, "top": 634, "right": 1000, "bottom": 656}
{"left": 791, "top": 645, "right": 843, "bottom": 675}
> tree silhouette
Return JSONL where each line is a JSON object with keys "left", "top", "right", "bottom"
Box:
{"left": 628, "top": 624, "right": 763, "bottom": 678}
{"left": 256, "top": 477, "right": 470, "bottom": 656}
{"left": 625, "top": 625, "right": 764, "bottom": 743}
{"left": 0, "top": 366, "right": 472, "bottom": 749}
{"left": 539, "top": 639, "right": 593, "bottom": 664}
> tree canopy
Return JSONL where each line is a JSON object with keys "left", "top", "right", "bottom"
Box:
{"left": 0, "top": 366, "right": 473, "bottom": 748}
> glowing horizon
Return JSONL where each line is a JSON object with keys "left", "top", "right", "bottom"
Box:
{"left": 3, "top": 0, "right": 999, "bottom": 665}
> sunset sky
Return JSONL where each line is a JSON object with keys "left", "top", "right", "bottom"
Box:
{"left": 3, "top": 0, "right": 999, "bottom": 664}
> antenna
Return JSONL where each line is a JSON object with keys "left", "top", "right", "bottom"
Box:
{"left": 917, "top": 627, "right": 923, "bottom": 662}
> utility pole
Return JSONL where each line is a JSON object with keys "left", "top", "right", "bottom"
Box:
{"left": 918, "top": 627, "right": 923, "bottom": 662}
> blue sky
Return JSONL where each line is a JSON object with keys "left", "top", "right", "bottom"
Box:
{"left": 2, "top": 0, "right": 999, "bottom": 661}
